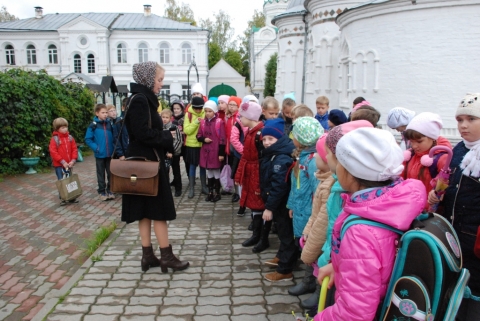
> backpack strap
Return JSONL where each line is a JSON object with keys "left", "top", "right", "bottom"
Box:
{"left": 53, "top": 135, "right": 60, "bottom": 147}
{"left": 340, "top": 215, "right": 404, "bottom": 241}
{"left": 234, "top": 121, "right": 245, "bottom": 143}
{"left": 89, "top": 121, "right": 97, "bottom": 132}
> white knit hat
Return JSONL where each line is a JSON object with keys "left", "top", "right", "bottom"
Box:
{"left": 242, "top": 95, "right": 259, "bottom": 104}
{"left": 336, "top": 128, "right": 404, "bottom": 181}
{"left": 387, "top": 107, "right": 416, "bottom": 129}
{"left": 456, "top": 93, "right": 480, "bottom": 118}
{"left": 203, "top": 100, "right": 218, "bottom": 113}
{"left": 191, "top": 83, "right": 204, "bottom": 95}
{"left": 406, "top": 112, "right": 443, "bottom": 140}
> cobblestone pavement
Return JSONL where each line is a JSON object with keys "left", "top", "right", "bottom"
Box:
{"left": 1, "top": 155, "right": 310, "bottom": 321}
{"left": 0, "top": 155, "right": 123, "bottom": 321}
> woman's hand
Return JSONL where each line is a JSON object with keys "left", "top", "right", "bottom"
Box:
{"left": 166, "top": 152, "right": 172, "bottom": 158}
{"left": 204, "top": 138, "right": 212, "bottom": 143}
{"left": 427, "top": 190, "right": 442, "bottom": 205}
{"left": 317, "top": 263, "right": 335, "bottom": 289}
{"left": 263, "top": 209, "right": 273, "bottom": 221}
{"left": 289, "top": 210, "right": 293, "bottom": 219}
{"left": 119, "top": 156, "right": 125, "bottom": 160}
{"left": 219, "top": 156, "right": 224, "bottom": 162}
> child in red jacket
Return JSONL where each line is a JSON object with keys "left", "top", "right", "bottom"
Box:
{"left": 234, "top": 101, "right": 265, "bottom": 247}
{"left": 49, "top": 117, "right": 79, "bottom": 205}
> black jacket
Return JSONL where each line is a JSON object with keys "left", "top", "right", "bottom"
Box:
{"left": 259, "top": 135, "right": 294, "bottom": 212}
{"left": 442, "top": 141, "right": 480, "bottom": 294}
{"left": 121, "top": 83, "right": 176, "bottom": 223}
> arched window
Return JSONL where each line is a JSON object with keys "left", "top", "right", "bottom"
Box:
{"left": 87, "top": 54, "right": 95, "bottom": 74}
{"left": 159, "top": 43, "right": 170, "bottom": 64}
{"left": 48, "top": 44, "right": 58, "bottom": 64}
{"left": 117, "top": 43, "right": 127, "bottom": 63}
{"left": 26, "top": 44, "right": 37, "bottom": 64}
{"left": 74, "top": 54, "right": 81, "bottom": 73}
{"left": 5, "top": 45, "right": 15, "bottom": 65}
{"left": 138, "top": 43, "right": 148, "bottom": 63}
{"left": 182, "top": 43, "right": 192, "bottom": 64}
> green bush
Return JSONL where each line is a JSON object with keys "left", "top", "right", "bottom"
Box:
{"left": 0, "top": 69, "right": 95, "bottom": 174}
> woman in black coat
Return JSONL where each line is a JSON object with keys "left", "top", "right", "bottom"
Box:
{"left": 122, "top": 61, "right": 189, "bottom": 273}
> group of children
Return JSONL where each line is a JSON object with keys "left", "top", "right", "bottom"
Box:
{"left": 47, "top": 83, "right": 479, "bottom": 319}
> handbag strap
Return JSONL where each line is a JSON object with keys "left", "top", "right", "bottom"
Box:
{"left": 113, "top": 94, "right": 160, "bottom": 162}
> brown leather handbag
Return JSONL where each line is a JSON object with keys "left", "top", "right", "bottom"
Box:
{"left": 110, "top": 94, "right": 161, "bottom": 196}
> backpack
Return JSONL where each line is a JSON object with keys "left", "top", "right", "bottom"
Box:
{"left": 340, "top": 212, "right": 470, "bottom": 321}
{"left": 230, "top": 122, "right": 263, "bottom": 159}
{"left": 53, "top": 134, "right": 73, "bottom": 147}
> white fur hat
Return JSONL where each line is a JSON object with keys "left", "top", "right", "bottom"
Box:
{"left": 406, "top": 112, "right": 443, "bottom": 140}
{"left": 203, "top": 100, "right": 218, "bottom": 113}
{"left": 387, "top": 107, "right": 416, "bottom": 129}
{"left": 191, "top": 83, "right": 204, "bottom": 95}
{"left": 336, "top": 127, "right": 404, "bottom": 182}
{"left": 242, "top": 95, "right": 259, "bottom": 104}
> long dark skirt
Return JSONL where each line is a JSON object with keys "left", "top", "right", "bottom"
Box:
{"left": 185, "top": 146, "right": 201, "bottom": 166}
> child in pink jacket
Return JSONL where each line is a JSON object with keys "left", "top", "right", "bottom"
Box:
{"left": 315, "top": 128, "right": 426, "bottom": 321}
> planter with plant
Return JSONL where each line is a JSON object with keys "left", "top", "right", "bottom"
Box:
{"left": 20, "top": 144, "right": 43, "bottom": 174}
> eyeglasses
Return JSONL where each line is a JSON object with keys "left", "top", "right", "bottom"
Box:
{"left": 228, "top": 104, "right": 238, "bottom": 107}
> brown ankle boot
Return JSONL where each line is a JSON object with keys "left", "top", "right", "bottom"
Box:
{"left": 141, "top": 244, "right": 160, "bottom": 272}
{"left": 159, "top": 244, "right": 189, "bottom": 273}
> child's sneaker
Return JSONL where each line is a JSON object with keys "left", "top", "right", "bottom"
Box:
{"left": 69, "top": 198, "right": 79, "bottom": 203}
{"left": 99, "top": 193, "right": 108, "bottom": 201}
{"left": 60, "top": 200, "right": 67, "bottom": 206}
{"left": 107, "top": 192, "right": 115, "bottom": 200}
{"left": 264, "top": 257, "right": 280, "bottom": 267}
{"left": 264, "top": 271, "right": 293, "bottom": 282}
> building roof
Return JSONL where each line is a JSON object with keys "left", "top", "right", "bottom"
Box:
{"left": 271, "top": 0, "right": 307, "bottom": 24}
{"left": 264, "top": 0, "right": 290, "bottom": 7}
{"left": 0, "top": 12, "right": 203, "bottom": 32}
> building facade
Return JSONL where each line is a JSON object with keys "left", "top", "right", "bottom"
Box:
{"left": 0, "top": 5, "right": 209, "bottom": 101}
{"left": 254, "top": 0, "right": 480, "bottom": 141}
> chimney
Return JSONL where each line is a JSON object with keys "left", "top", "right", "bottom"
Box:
{"left": 35, "top": 7, "right": 43, "bottom": 19}
{"left": 144, "top": 5, "right": 151, "bottom": 17}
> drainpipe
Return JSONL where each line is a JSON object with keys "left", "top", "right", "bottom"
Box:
{"left": 301, "top": 12, "right": 308, "bottom": 104}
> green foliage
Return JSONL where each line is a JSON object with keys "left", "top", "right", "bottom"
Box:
{"left": 164, "top": 0, "right": 196, "bottom": 26}
{"left": 200, "top": 10, "right": 235, "bottom": 53}
{"left": 0, "top": 6, "right": 18, "bottom": 22}
{"left": 208, "top": 43, "right": 222, "bottom": 69}
{"left": 0, "top": 69, "right": 95, "bottom": 174}
{"left": 224, "top": 49, "right": 244, "bottom": 75}
{"left": 81, "top": 220, "right": 117, "bottom": 259}
{"left": 264, "top": 53, "right": 278, "bottom": 97}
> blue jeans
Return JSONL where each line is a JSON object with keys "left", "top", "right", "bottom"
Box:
{"left": 54, "top": 166, "right": 65, "bottom": 180}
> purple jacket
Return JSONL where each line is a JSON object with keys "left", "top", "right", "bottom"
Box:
{"left": 315, "top": 178, "right": 426, "bottom": 321}
{"left": 197, "top": 115, "right": 226, "bottom": 169}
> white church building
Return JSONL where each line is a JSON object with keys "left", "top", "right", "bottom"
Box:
{"left": 251, "top": 0, "right": 480, "bottom": 140}
{"left": 0, "top": 5, "right": 209, "bottom": 100}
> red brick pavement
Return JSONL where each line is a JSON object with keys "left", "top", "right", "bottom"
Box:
{"left": 0, "top": 155, "right": 122, "bottom": 320}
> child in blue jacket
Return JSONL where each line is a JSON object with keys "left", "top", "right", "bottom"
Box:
{"left": 259, "top": 119, "right": 297, "bottom": 282}
{"left": 287, "top": 117, "right": 323, "bottom": 239}
{"left": 85, "top": 103, "right": 114, "bottom": 201}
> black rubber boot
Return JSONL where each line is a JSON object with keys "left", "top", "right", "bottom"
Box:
{"left": 288, "top": 265, "right": 317, "bottom": 296}
{"left": 205, "top": 178, "right": 214, "bottom": 202}
{"left": 212, "top": 179, "right": 221, "bottom": 202}
{"left": 248, "top": 214, "right": 254, "bottom": 231}
{"left": 242, "top": 215, "right": 262, "bottom": 247}
{"left": 300, "top": 284, "right": 321, "bottom": 310}
{"left": 200, "top": 172, "right": 209, "bottom": 195}
{"left": 188, "top": 175, "right": 195, "bottom": 199}
{"left": 252, "top": 220, "right": 272, "bottom": 253}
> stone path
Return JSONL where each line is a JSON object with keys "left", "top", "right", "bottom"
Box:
{"left": 0, "top": 155, "right": 123, "bottom": 321}
{"left": 1, "top": 155, "right": 310, "bottom": 321}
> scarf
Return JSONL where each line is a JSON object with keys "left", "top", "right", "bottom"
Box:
{"left": 132, "top": 61, "right": 157, "bottom": 90}
{"left": 460, "top": 138, "right": 480, "bottom": 177}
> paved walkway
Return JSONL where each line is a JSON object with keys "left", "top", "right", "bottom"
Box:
{"left": 1, "top": 155, "right": 310, "bottom": 321}
{"left": 0, "top": 155, "right": 123, "bottom": 321}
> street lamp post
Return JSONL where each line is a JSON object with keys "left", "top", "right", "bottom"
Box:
{"left": 187, "top": 56, "right": 199, "bottom": 101}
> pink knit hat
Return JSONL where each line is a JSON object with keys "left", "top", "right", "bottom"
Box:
{"left": 316, "top": 134, "right": 328, "bottom": 163}
{"left": 352, "top": 100, "right": 372, "bottom": 112}
{"left": 238, "top": 101, "right": 262, "bottom": 121}
{"left": 326, "top": 120, "right": 373, "bottom": 154}
{"left": 406, "top": 112, "right": 443, "bottom": 140}
{"left": 218, "top": 95, "right": 230, "bottom": 104}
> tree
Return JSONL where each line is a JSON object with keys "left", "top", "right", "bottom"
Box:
{"left": 238, "top": 10, "right": 266, "bottom": 84}
{"left": 208, "top": 43, "right": 222, "bottom": 69}
{"left": 200, "top": 10, "right": 235, "bottom": 53}
{"left": 263, "top": 53, "right": 277, "bottom": 97}
{"left": 224, "top": 48, "right": 244, "bottom": 75}
{"left": 0, "top": 6, "right": 19, "bottom": 22}
{"left": 164, "top": 0, "right": 196, "bottom": 26}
